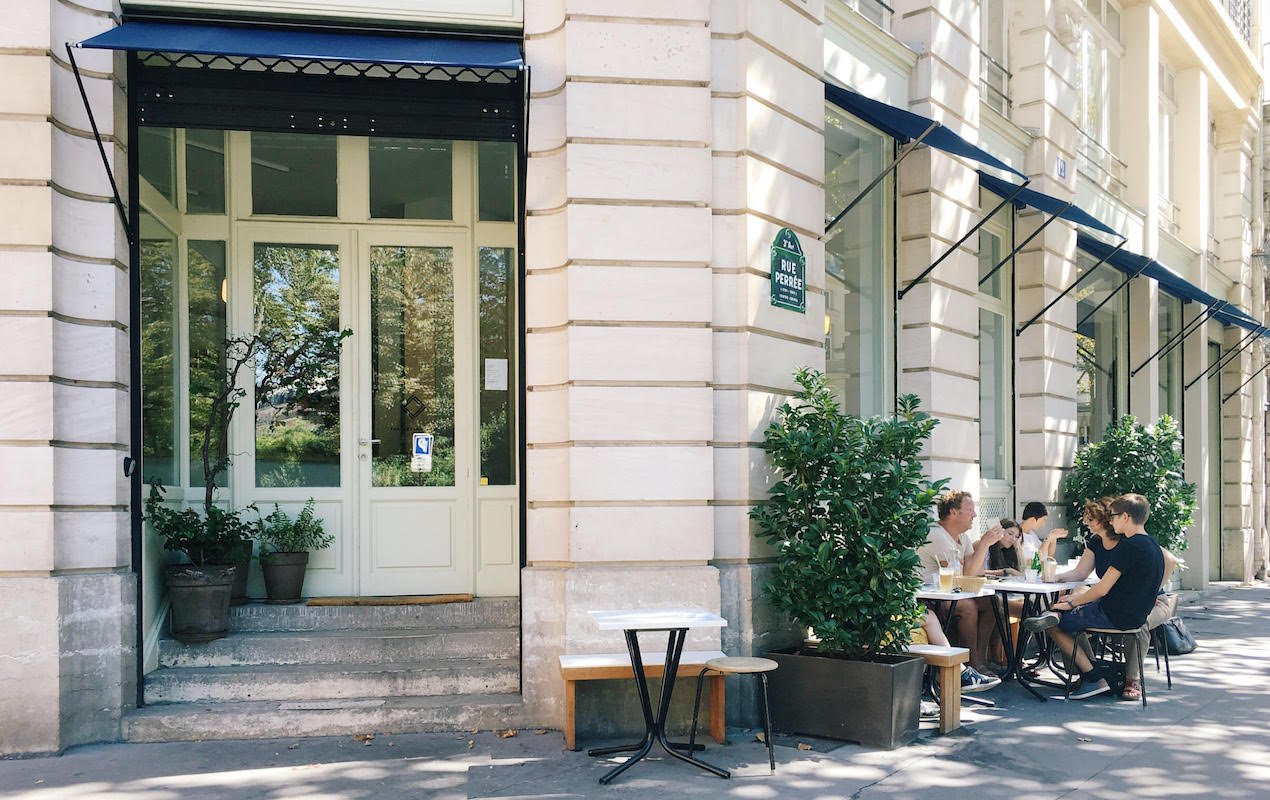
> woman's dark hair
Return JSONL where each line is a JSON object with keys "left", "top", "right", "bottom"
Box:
{"left": 1021, "top": 501, "right": 1048, "bottom": 521}
{"left": 988, "top": 521, "right": 1021, "bottom": 571}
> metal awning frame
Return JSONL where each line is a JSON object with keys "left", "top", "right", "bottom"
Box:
{"left": 1186, "top": 324, "right": 1269, "bottom": 391}
{"left": 66, "top": 45, "right": 133, "bottom": 247}
{"left": 1129, "top": 301, "right": 1228, "bottom": 378}
{"left": 826, "top": 120, "right": 936, "bottom": 239}
{"left": 1075, "top": 248, "right": 1150, "bottom": 330}
{"left": 1224, "top": 356, "right": 1270, "bottom": 404}
{"left": 1016, "top": 237, "right": 1127, "bottom": 336}
{"left": 975, "top": 196, "right": 1066, "bottom": 292}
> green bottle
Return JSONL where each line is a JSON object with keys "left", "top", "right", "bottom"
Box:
{"left": 1031, "top": 551, "right": 1042, "bottom": 574}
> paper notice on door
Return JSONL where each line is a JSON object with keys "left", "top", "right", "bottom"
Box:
{"left": 484, "top": 358, "right": 508, "bottom": 391}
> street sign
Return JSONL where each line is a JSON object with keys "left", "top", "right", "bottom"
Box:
{"left": 770, "top": 227, "right": 806, "bottom": 313}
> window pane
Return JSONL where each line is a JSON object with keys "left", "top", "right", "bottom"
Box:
{"left": 139, "top": 212, "right": 177, "bottom": 485}
{"left": 188, "top": 241, "right": 227, "bottom": 489}
{"left": 479, "top": 247, "right": 515, "bottom": 485}
{"left": 370, "top": 245, "right": 455, "bottom": 488}
{"left": 254, "top": 244, "right": 342, "bottom": 486}
{"left": 824, "top": 109, "right": 890, "bottom": 418}
{"left": 1159, "top": 295, "right": 1182, "bottom": 421}
{"left": 979, "top": 231, "right": 1005, "bottom": 299}
{"left": 185, "top": 128, "right": 226, "bottom": 214}
{"left": 478, "top": 141, "right": 515, "bottom": 222}
{"left": 139, "top": 127, "right": 176, "bottom": 204}
{"left": 979, "top": 309, "right": 1007, "bottom": 479}
{"left": 369, "top": 138, "right": 452, "bottom": 220}
{"left": 251, "top": 133, "right": 337, "bottom": 216}
{"left": 1075, "top": 258, "right": 1123, "bottom": 444}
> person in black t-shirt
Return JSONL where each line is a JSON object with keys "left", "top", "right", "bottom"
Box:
{"left": 1021, "top": 494, "right": 1164, "bottom": 699}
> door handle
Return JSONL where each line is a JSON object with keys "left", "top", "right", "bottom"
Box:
{"left": 359, "top": 439, "right": 381, "bottom": 446}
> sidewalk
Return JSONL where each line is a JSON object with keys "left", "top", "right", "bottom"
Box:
{"left": 3, "top": 583, "right": 1268, "bottom": 799}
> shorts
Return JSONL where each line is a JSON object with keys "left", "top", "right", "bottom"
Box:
{"left": 1057, "top": 600, "right": 1116, "bottom": 633}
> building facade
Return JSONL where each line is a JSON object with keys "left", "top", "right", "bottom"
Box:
{"left": 1, "top": 0, "right": 1266, "bottom": 756}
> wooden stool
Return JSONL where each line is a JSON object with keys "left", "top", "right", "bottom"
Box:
{"left": 688, "top": 656, "right": 779, "bottom": 773}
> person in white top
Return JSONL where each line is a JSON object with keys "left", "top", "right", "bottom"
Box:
{"left": 916, "top": 490, "right": 1004, "bottom": 674}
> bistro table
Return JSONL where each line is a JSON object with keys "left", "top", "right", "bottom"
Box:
{"left": 916, "top": 585, "right": 1002, "bottom": 709}
{"left": 988, "top": 578, "right": 1092, "bottom": 700}
{"left": 586, "top": 608, "right": 730, "bottom": 784}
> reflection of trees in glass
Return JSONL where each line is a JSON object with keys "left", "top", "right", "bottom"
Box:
{"left": 372, "top": 246, "right": 455, "bottom": 488}
{"left": 188, "top": 242, "right": 227, "bottom": 487}
{"left": 479, "top": 247, "right": 514, "bottom": 485}
{"left": 140, "top": 235, "right": 177, "bottom": 485}
{"left": 253, "top": 245, "right": 345, "bottom": 487}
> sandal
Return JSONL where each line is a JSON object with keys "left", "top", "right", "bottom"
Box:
{"left": 1121, "top": 679, "right": 1142, "bottom": 700}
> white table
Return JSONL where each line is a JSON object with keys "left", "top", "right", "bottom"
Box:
{"left": 987, "top": 579, "right": 1092, "bottom": 700}
{"left": 586, "top": 608, "right": 729, "bottom": 784}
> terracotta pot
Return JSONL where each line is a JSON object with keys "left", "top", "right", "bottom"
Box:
{"left": 260, "top": 551, "right": 310, "bottom": 604}
{"left": 166, "top": 564, "right": 235, "bottom": 643}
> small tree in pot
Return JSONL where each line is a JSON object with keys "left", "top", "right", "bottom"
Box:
{"left": 753, "top": 369, "right": 946, "bottom": 748}
{"left": 251, "top": 499, "right": 334, "bottom": 604}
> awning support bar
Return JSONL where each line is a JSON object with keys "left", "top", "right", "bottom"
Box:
{"left": 1075, "top": 254, "right": 1150, "bottom": 329}
{"left": 1224, "top": 359, "right": 1270, "bottom": 404}
{"left": 1185, "top": 325, "right": 1268, "bottom": 391}
{"left": 826, "top": 120, "right": 937, "bottom": 237}
{"left": 1129, "top": 301, "right": 1227, "bottom": 378}
{"left": 977, "top": 196, "right": 1064, "bottom": 290}
{"left": 66, "top": 44, "right": 132, "bottom": 248}
{"left": 897, "top": 178, "right": 1030, "bottom": 301}
{"left": 1016, "top": 238, "right": 1126, "bottom": 337}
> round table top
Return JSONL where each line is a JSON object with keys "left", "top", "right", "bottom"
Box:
{"left": 705, "top": 656, "right": 778, "bottom": 674}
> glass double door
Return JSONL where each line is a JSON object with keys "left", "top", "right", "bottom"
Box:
{"left": 238, "top": 224, "right": 478, "bottom": 595}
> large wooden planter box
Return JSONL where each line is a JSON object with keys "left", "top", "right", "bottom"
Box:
{"left": 766, "top": 648, "right": 924, "bottom": 749}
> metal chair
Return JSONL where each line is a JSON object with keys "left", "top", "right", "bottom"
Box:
{"left": 1064, "top": 625, "right": 1150, "bottom": 707}
{"left": 688, "top": 656, "right": 779, "bottom": 773}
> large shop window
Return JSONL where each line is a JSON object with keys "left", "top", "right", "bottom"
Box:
{"left": 1158, "top": 293, "right": 1183, "bottom": 422}
{"left": 824, "top": 106, "right": 892, "bottom": 417}
{"left": 1075, "top": 251, "right": 1127, "bottom": 444}
{"left": 977, "top": 191, "right": 1013, "bottom": 521}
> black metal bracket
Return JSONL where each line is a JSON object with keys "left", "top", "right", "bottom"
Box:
{"left": 1129, "top": 301, "right": 1228, "bottom": 378}
{"left": 66, "top": 44, "right": 134, "bottom": 248}
{"left": 1016, "top": 237, "right": 1126, "bottom": 337}
{"left": 1224, "top": 357, "right": 1270, "bottom": 404}
{"left": 1075, "top": 254, "right": 1150, "bottom": 330}
{"left": 1185, "top": 325, "right": 1268, "bottom": 390}
{"left": 826, "top": 120, "right": 937, "bottom": 242}
{"left": 976, "top": 196, "right": 1063, "bottom": 290}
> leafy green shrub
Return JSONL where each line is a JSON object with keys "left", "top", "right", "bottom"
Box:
{"left": 1063, "top": 415, "right": 1197, "bottom": 553}
{"left": 251, "top": 499, "right": 334, "bottom": 555}
{"left": 145, "top": 482, "right": 253, "bottom": 566}
{"left": 752, "top": 369, "right": 947, "bottom": 660}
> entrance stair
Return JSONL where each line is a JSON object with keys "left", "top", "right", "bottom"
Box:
{"left": 125, "top": 597, "right": 523, "bottom": 742}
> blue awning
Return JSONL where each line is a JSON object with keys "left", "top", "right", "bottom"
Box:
{"left": 1076, "top": 233, "right": 1264, "bottom": 333}
{"left": 825, "top": 83, "right": 1026, "bottom": 180}
{"left": 981, "top": 172, "right": 1120, "bottom": 238}
{"left": 74, "top": 20, "right": 523, "bottom": 70}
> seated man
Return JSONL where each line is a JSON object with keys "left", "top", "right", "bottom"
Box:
{"left": 1022, "top": 493, "right": 1165, "bottom": 699}
{"left": 917, "top": 490, "right": 1003, "bottom": 681}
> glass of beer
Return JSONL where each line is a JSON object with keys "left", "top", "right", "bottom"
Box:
{"left": 938, "top": 565, "right": 956, "bottom": 591}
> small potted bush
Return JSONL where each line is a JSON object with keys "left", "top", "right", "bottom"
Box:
{"left": 753, "top": 369, "right": 946, "bottom": 748}
{"left": 145, "top": 482, "right": 253, "bottom": 642}
{"left": 251, "top": 499, "right": 333, "bottom": 604}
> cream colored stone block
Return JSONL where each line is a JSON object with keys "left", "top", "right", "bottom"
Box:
{"left": 525, "top": 506, "right": 570, "bottom": 562}
{"left": 924, "top": 372, "right": 979, "bottom": 420}
{"left": 0, "top": 511, "right": 54, "bottom": 571}
{"left": 743, "top": 215, "right": 823, "bottom": 279}
{"left": 51, "top": 193, "right": 117, "bottom": 259}
{"left": 1016, "top": 358, "right": 1077, "bottom": 399}
{"left": 734, "top": 39, "right": 823, "bottom": 130}
{"left": 1017, "top": 431, "right": 1078, "bottom": 469}
{"left": 52, "top": 3, "right": 115, "bottom": 74}
{"left": 568, "top": 265, "right": 711, "bottom": 323}
{"left": 0, "top": 120, "right": 50, "bottom": 181}
{"left": 0, "top": 1, "right": 50, "bottom": 49}
{"left": 711, "top": 95, "right": 742, "bottom": 152}
{"left": 526, "top": 447, "right": 570, "bottom": 502}
{"left": 1016, "top": 394, "right": 1079, "bottom": 435}
{"left": 524, "top": 0, "right": 564, "bottom": 35}
{"left": 569, "top": 506, "right": 713, "bottom": 562}
{"left": 0, "top": 55, "right": 51, "bottom": 116}
{"left": 570, "top": 0, "right": 709, "bottom": 20}
{"left": 744, "top": 0, "right": 822, "bottom": 71}
{"left": 712, "top": 330, "right": 821, "bottom": 389}
{"left": 745, "top": 278, "right": 826, "bottom": 343}
{"left": 570, "top": 446, "right": 713, "bottom": 501}
{"left": 744, "top": 96, "right": 825, "bottom": 181}
{"left": 568, "top": 386, "right": 713, "bottom": 441}
{"left": 567, "top": 144, "right": 710, "bottom": 203}
{"left": 712, "top": 153, "right": 742, "bottom": 209}
{"left": 51, "top": 126, "right": 117, "bottom": 199}
{"left": 713, "top": 445, "right": 771, "bottom": 502}
{"left": 1014, "top": 466, "right": 1066, "bottom": 503}
{"left": 565, "top": 83, "right": 711, "bottom": 143}
{"left": 711, "top": 271, "right": 746, "bottom": 329}
{"left": 743, "top": 158, "right": 823, "bottom": 236}
{"left": 898, "top": 278, "right": 979, "bottom": 332}
{"left": 524, "top": 32, "right": 564, "bottom": 93}
{"left": 925, "top": 458, "right": 977, "bottom": 493}
{"left": 52, "top": 322, "right": 125, "bottom": 384}
{"left": 0, "top": 317, "right": 53, "bottom": 375}
{"left": 562, "top": 565, "right": 721, "bottom": 652}
{"left": 0, "top": 579, "right": 60, "bottom": 754}
{"left": 711, "top": 214, "right": 741, "bottom": 269}
{"left": 565, "top": 21, "right": 709, "bottom": 83}
{"left": 525, "top": 387, "right": 569, "bottom": 444}
{"left": 524, "top": 329, "right": 568, "bottom": 387}
{"left": 713, "top": 504, "right": 777, "bottom": 561}
{"left": 525, "top": 210, "right": 566, "bottom": 270}
{"left": 712, "top": 387, "right": 787, "bottom": 444}
{"left": 0, "top": 446, "right": 54, "bottom": 505}
{"left": 53, "top": 446, "right": 125, "bottom": 506}
{"left": 1017, "top": 319, "right": 1076, "bottom": 364}
{"left": 567, "top": 204, "right": 711, "bottom": 263}
{"left": 51, "top": 59, "right": 113, "bottom": 137}
{"left": 0, "top": 382, "right": 53, "bottom": 440}
{"left": 899, "top": 324, "right": 977, "bottom": 374}
{"left": 528, "top": 89, "right": 565, "bottom": 153}
{"left": 526, "top": 149, "right": 565, "bottom": 212}
{"left": 898, "top": 191, "right": 978, "bottom": 249}
{"left": 0, "top": 186, "right": 52, "bottom": 247}
{"left": 52, "top": 256, "right": 125, "bottom": 323}
{"left": 52, "top": 384, "right": 123, "bottom": 443}
{"left": 0, "top": 250, "right": 52, "bottom": 312}
{"left": 524, "top": 270, "right": 567, "bottom": 329}
{"left": 568, "top": 326, "right": 711, "bottom": 383}
{"left": 55, "top": 510, "right": 129, "bottom": 571}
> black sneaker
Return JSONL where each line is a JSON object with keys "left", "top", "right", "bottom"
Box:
{"left": 961, "top": 666, "right": 1001, "bottom": 693}
{"left": 1021, "top": 611, "right": 1060, "bottom": 634}
{"left": 1067, "top": 676, "right": 1111, "bottom": 700}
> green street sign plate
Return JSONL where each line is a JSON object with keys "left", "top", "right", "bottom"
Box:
{"left": 770, "top": 227, "right": 806, "bottom": 313}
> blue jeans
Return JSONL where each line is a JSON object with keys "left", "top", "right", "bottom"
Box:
{"left": 1057, "top": 601, "right": 1116, "bottom": 633}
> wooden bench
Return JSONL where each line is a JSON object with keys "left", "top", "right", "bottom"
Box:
{"left": 905, "top": 644, "right": 970, "bottom": 734}
{"left": 559, "top": 650, "right": 727, "bottom": 750}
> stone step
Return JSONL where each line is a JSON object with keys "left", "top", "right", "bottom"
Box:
{"left": 124, "top": 693, "right": 527, "bottom": 743}
{"left": 159, "top": 626, "right": 520, "bottom": 668}
{"left": 228, "top": 597, "right": 519, "bottom": 633}
{"left": 144, "top": 658, "right": 520, "bottom": 704}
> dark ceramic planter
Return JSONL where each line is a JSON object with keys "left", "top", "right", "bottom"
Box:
{"left": 261, "top": 551, "right": 310, "bottom": 604}
{"left": 766, "top": 648, "right": 924, "bottom": 749}
{"left": 229, "top": 555, "right": 250, "bottom": 606}
{"left": 166, "top": 564, "right": 235, "bottom": 643}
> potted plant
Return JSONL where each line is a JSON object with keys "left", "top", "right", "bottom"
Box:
{"left": 753, "top": 369, "right": 946, "bottom": 749}
{"left": 1063, "top": 415, "right": 1198, "bottom": 560}
{"left": 251, "top": 499, "right": 334, "bottom": 603}
{"left": 145, "top": 482, "right": 253, "bottom": 642}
